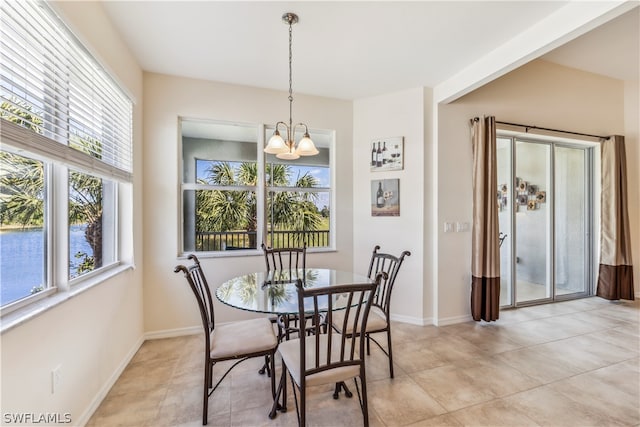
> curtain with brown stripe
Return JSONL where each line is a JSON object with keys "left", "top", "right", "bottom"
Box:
{"left": 470, "top": 116, "right": 500, "bottom": 321}
{"left": 597, "top": 135, "right": 635, "bottom": 300}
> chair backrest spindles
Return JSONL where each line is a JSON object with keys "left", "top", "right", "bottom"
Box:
{"left": 174, "top": 254, "right": 216, "bottom": 349}
{"left": 261, "top": 243, "right": 306, "bottom": 271}
{"left": 367, "top": 246, "right": 411, "bottom": 315}
{"left": 294, "top": 272, "right": 385, "bottom": 384}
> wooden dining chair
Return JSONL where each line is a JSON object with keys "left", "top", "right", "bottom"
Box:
{"left": 332, "top": 245, "right": 411, "bottom": 379}
{"left": 174, "top": 254, "right": 278, "bottom": 425}
{"left": 269, "top": 272, "right": 386, "bottom": 426}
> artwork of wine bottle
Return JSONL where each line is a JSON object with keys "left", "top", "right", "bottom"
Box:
{"left": 371, "top": 142, "right": 376, "bottom": 166}
{"left": 382, "top": 141, "right": 388, "bottom": 165}
{"left": 370, "top": 136, "right": 403, "bottom": 172}
{"left": 376, "top": 181, "right": 385, "bottom": 208}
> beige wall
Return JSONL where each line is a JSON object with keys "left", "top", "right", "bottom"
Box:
{"left": 0, "top": 2, "right": 145, "bottom": 425}
{"left": 436, "top": 59, "right": 633, "bottom": 323}
{"left": 142, "top": 73, "right": 354, "bottom": 334}
{"left": 353, "top": 88, "right": 429, "bottom": 324}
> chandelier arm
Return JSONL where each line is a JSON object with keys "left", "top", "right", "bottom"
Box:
{"left": 292, "top": 123, "right": 309, "bottom": 133}
{"left": 274, "top": 121, "right": 289, "bottom": 132}
{"left": 272, "top": 121, "right": 288, "bottom": 141}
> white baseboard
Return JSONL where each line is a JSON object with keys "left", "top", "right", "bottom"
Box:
{"left": 389, "top": 313, "right": 433, "bottom": 326}
{"left": 144, "top": 325, "right": 201, "bottom": 340}
{"left": 434, "top": 314, "right": 474, "bottom": 326}
{"left": 390, "top": 312, "right": 474, "bottom": 326}
{"left": 76, "top": 335, "right": 145, "bottom": 426}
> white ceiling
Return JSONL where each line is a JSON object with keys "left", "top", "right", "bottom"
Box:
{"left": 542, "top": 5, "right": 639, "bottom": 82}
{"left": 100, "top": 1, "right": 639, "bottom": 101}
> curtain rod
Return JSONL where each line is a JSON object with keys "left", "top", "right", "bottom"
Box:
{"left": 495, "top": 120, "right": 609, "bottom": 141}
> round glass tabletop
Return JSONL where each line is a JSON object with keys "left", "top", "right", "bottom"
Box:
{"left": 215, "top": 268, "right": 372, "bottom": 315}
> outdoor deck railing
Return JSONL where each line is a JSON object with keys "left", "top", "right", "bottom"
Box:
{"left": 195, "top": 230, "right": 330, "bottom": 251}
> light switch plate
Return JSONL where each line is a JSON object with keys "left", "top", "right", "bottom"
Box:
{"left": 456, "top": 222, "right": 470, "bottom": 232}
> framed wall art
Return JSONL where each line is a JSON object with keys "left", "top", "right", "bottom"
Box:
{"left": 371, "top": 179, "right": 400, "bottom": 216}
{"left": 370, "top": 137, "right": 403, "bottom": 171}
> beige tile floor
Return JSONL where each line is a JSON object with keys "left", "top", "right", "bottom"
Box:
{"left": 87, "top": 297, "right": 640, "bottom": 426}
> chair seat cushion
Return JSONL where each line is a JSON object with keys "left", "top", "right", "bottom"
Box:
{"left": 210, "top": 317, "right": 277, "bottom": 360}
{"left": 278, "top": 334, "right": 361, "bottom": 388}
{"left": 331, "top": 305, "right": 387, "bottom": 335}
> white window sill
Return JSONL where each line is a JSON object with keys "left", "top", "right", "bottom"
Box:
{"left": 0, "top": 263, "right": 134, "bottom": 334}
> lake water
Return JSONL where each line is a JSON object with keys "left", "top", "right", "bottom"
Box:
{"left": 0, "top": 224, "right": 92, "bottom": 305}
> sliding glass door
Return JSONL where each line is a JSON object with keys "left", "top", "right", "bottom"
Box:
{"left": 515, "top": 141, "right": 552, "bottom": 304}
{"left": 554, "top": 146, "right": 590, "bottom": 297}
{"left": 498, "top": 135, "right": 593, "bottom": 307}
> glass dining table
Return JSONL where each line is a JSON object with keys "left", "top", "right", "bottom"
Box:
{"left": 215, "top": 268, "right": 372, "bottom": 315}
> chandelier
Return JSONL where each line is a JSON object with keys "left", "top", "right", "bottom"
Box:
{"left": 264, "top": 12, "right": 318, "bottom": 160}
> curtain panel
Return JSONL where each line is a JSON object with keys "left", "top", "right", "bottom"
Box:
{"left": 470, "top": 116, "right": 500, "bottom": 321}
{"left": 597, "top": 135, "right": 635, "bottom": 300}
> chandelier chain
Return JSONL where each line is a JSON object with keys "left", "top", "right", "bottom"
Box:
{"left": 288, "top": 21, "right": 293, "bottom": 131}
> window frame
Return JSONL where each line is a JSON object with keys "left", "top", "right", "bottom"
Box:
{"left": 179, "top": 118, "right": 335, "bottom": 256}
{"left": 264, "top": 175, "right": 332, "bottom": 249}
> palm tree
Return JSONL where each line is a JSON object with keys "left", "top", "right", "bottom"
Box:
{"left": 197, "top": 161, "right": 324, "bottom": 248}
{"left": 0, "top": 152, "right": 44, "bottom": 227}
{"left": 68, "top": 169, "right": 103, "bottom": 271}
{"left": 0, "top": 100, "right": 45, "bottom": 227}
{"left": 1, "top": 99, "right": 105, "bottom": 274}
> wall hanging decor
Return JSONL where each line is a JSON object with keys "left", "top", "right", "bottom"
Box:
{"left": 370, "top": 137, "right": 403, "bottom": 171}
{"left": 499, "top": 176, "right": 547, "bottom": 212}
{"left": 371, "top": 179, "right": 400, "bottom": 216}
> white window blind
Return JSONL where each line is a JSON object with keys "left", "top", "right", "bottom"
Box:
{"left": 0, "top": 0, "right": 132, "bottom": 181}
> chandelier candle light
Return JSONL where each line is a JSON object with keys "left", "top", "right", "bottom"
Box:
{"left": 264, "top": 12, "right": 318, "bottom": 160}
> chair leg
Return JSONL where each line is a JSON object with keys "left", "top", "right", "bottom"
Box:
{"left": 359, "top": 375, "right": 369, "bottom": 427}
{"left": 203, "top": 361, "right": 210, "bottom": 425}
{"left": 269, "top": 363, "right": 287, "bottom": 419}
{"left": 269, "top": 351, "right": 276, "bottom": 399}
{"left": 258, "top": 355, "right": 270, "bottom": 376}
{"left": 332, "top": 382, "right": 340, "bottom": 399}
{"left": 299, "top": 383, "right": 306, "bottom": 427}
{"left": 386, "top": 330, "right": 394, "bottom": 379}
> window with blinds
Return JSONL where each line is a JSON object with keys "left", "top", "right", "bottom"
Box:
{"left": 0, "top": 0, "right": 133, "bottom": 314}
